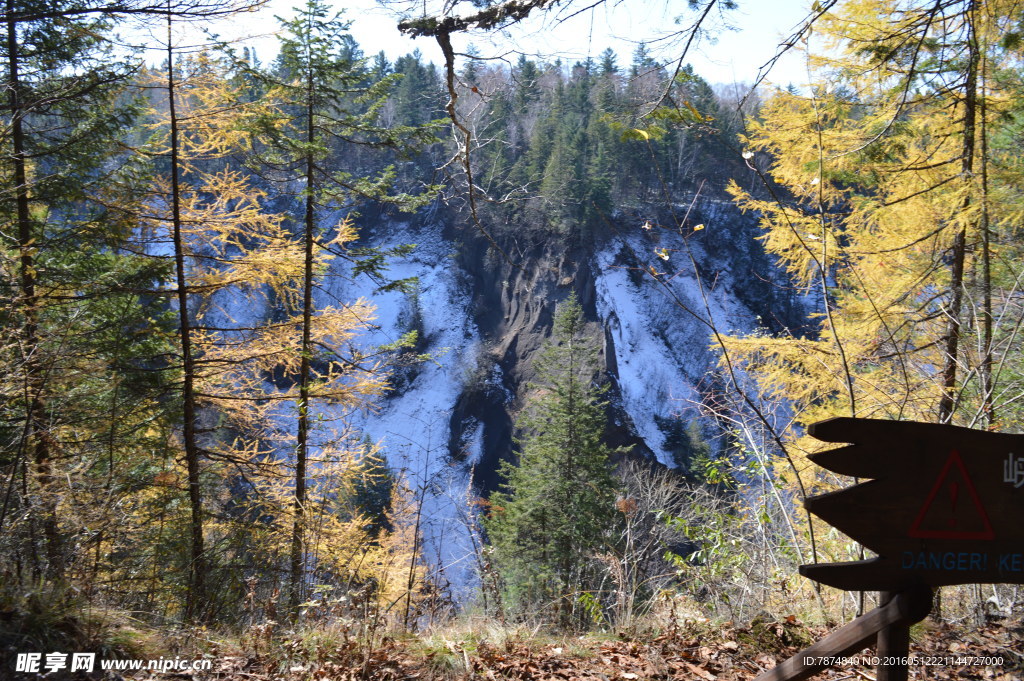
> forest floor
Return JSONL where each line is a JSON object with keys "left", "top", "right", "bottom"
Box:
{"left": 112, "top": 615, "right": 1023, "bottom": 681}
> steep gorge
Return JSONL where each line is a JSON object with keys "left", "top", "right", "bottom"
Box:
{"left": 442, "top": 195, "right": 801, "bottom": 485}
{"left": 320, "top": 195, "right": 805, "bottom": 589}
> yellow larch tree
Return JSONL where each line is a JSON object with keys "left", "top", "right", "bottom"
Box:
{"left": 141, "top": 44, "right": 299, "bottom": 618}
{"left": 139, "top": 39, "right": 413, "bottom": 621}
{"left": 723, "top": 0, "right": 1024, "bottom": 557}
{"left": 361, "top": 472, "right": 428, "bottom": 628}
{"left": 139, "top": 43, "right": 392, "bottom": 618}
{"left": 239, "top": 0, "right": 437, "bottom": 616}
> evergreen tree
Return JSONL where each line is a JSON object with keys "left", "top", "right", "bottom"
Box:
{"left": 392, "top": 50, "right": 444, "bottom": 127}
{"left": 350, "top": 438, "right": 395, "bottom": 538}
{"left": 461, "top": 44, "right": 482, "bottom": 86}
{"left": 0, "top": 0, "right": 172, "bottom": 590}
{"left": 484, "top": 293, "right": 622, "bottom": 628}
{"left": 629, "top": 43, "right": 657, "bottom": 77}
{"left": 598, "top": 47, "right": 618, "bottom": 76}
{"left": 370, "top": 50, "right": 390, "bottom": 79}
{"left": 512, "top": 56, "right": 540, "bottom": 114}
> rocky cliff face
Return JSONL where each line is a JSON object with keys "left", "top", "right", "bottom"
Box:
{"left": 444, "top": 196, "right": 801, "bottom": 483}
{"left": 298, "top": 196, "right": 802, "bottom": 591}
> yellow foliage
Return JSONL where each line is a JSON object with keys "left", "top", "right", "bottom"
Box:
{"left": 133, "top": 51, "right": 412, "bottom": 616}
{"left": 360, "top": 474, "right": 428, "bottom": 623}
{"left": 721, "top": 0, "right": 1024, "bottom": 500}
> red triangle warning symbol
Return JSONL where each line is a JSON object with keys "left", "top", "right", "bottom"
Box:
{"left": 908, "top": 449, "right": 994, "bottom": 540}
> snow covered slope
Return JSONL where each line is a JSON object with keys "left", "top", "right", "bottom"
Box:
{"left": 318, "top": 216, "right": 484, "bottom": 596}
{"left": 594, "top": 225, "right": 758, "bottom": 466}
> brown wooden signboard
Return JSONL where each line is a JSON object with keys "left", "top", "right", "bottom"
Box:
{"left": 757, "top": 417, "right": 1023, "bottom": 681}
{"left": 799, "top": 417, "right": 1024, "bottom": 591}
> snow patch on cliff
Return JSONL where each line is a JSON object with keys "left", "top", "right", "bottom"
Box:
{"left": 594, "top": 226, "right": 757, "bottom": 467}
{"left": 316, "top": 219, "right": 482, "bottom": 596}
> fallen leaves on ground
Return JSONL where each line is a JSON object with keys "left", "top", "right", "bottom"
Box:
{"left": 122, "top": 616, "right": 1022, "bottom": 681}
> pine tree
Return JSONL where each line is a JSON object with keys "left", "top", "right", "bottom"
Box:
{"left": 598, "top": 48, "right": 618, "bottom": 76}
{"left": 0, "top": 0, "right": 174, "bottom": 589}
{"left": 484, "top": 293, "right": 622, "bottom": 628}
{"left": 350, "top": 439, "right": 395, "bottom": 538}
{"left": 392, "top": 50, "right": 445, "bottom": 127}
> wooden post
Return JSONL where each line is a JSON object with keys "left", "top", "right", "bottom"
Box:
{"left": 876, "top": 591, "right": 912, "bottom": 681}
{"left": 755, "top": 586, "right": 931, "bottom": 681}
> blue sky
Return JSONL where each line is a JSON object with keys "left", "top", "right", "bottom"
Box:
{"left": 168, "top": 0, "right": 813, "bottom": 88}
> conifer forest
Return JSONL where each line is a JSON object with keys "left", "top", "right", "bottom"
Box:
{"left": 2, "top": 0, "right": 1024, "bottom": 678}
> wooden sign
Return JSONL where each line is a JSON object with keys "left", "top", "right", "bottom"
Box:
{"left": 799, "top": 417, "right": 1024, "bottom": 591}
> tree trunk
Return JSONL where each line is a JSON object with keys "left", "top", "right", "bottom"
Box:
{"left": 7, "top": 0, "right": 62, "bottom": 582}
{"left": 937, "top": 0, "right": 979, "bottom": 424}
{"left": 166, "top": 12, "right": 206, "bottom": 621}
{"left": 289, "top": 59, "right": 316, "bottom": 616}
{"left": 979, "top": 56, "right": 993, "bottom": 428}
